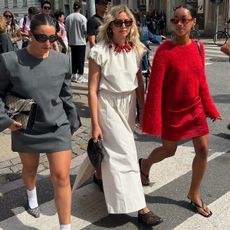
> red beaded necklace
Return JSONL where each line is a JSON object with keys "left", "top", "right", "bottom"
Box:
{"left": 109, "top": 42, "right": 133, "bottom": 53}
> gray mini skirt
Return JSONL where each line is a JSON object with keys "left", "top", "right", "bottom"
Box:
{"left": 11, "top": 123, "right": 72, "bottom": 153}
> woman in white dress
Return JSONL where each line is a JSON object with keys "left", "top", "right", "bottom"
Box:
{"left": 88, "top": 5, "right": 162, "bottom": 226}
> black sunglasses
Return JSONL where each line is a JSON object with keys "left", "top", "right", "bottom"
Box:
{"left": 32, "top": 33, "right": 58, "bottom": 43}
{"left": 99, "top": 1, "right": 109, "bottom": 4}
{"left": 170, "top": 17, "right": 193, "bottom": 25}
{"left": 112, "top": 19, "right": 133, "bottom": 28}
{"left": 4, "top": 14, "right": 13, "bottom": 18}
{"left": 43, "top": 6, "right": 51, "bottom": 10}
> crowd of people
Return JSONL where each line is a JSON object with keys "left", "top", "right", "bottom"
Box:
{"left": 0, "top": 1, "right": 227, "bottom": 229}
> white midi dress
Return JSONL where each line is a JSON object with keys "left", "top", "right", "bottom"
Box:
{"left": 89, "top": 42, "right": 146, "bottom": 213}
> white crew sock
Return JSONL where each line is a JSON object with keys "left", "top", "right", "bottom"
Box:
{"left": 60, "top": 224, "right": 71, "bottom": 230}
{"left": 27, "top": 187, "right": 38, "bottom": 209}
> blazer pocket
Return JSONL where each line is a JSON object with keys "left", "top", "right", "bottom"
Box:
{"left": 56, "top": 113, "right": 69, "bottom": 127}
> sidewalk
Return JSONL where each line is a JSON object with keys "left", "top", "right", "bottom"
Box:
{"left": 0, "top": 81, "right": 90, "bottom": 189}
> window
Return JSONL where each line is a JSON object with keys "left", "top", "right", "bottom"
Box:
{"left": 4, "top": 0, "right": 8, "bottom": 8}
{"left": 23, "top": 0, "right": 27, "bottom": 7}
{"left": 13, "top": 0, "right": 17, "bottom": 7}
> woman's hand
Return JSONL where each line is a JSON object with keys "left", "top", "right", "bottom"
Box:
{"left": 92, "top": 124, "right": 103, "bottom": 141}
{"left": 211, "top": 115, "right": 222, "bottom": 122}
{"left": 9, "top": 121, "right": 22, "bottom": 131}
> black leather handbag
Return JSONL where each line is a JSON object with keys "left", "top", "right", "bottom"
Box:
{"left": 87, "top": 138, "right": 104, "bottom": 168}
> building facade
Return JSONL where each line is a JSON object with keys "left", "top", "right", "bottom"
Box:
{"left": 0, "top": 0, "right": 229, "bottom": 35}
{"left": 148, "top": 0, "right": 230, "bottom": 35}
{"left": 0, "top": 0, "right": 41, "bottom": 20}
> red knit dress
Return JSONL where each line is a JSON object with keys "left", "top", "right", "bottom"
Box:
{"left": 142, "top": 40, "right": 220, "bottom": 141}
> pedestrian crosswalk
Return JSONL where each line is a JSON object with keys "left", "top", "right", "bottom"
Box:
{"left": 0, "top": 134, "right": 229, "bottom": 229}
{"left": 204, "top": 44, "right": 229, "bottom": 65}
{"left": 147, "top": 42, "right": 229, "bottom": 67}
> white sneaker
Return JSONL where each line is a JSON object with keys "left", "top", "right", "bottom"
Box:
{"left": 77, "top": 75, "right": 88, "bottom": 83}
{"left": 71, "top": 74, "right": 78, "bottom": 82}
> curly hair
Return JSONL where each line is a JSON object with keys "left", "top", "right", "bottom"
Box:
{"left": 97, "top": 5, "right": 145, "bottom": 57}
{"left": 0, "top": 16, "right": 7, "bottom": 34}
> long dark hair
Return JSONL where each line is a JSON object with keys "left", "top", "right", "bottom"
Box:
{"left": 173, "top": 4, "right": 197, "bottom": 19}
{"left": 30, "top": 13, "right": 56, "bottom": 33}
{"left": 3, "top": 10, "right": 18, "bottom": 37}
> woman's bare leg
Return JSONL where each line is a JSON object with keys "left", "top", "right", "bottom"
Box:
{"left": 47, "top": 150, "right": 72, "bottom": 225}
{"left": 187, "top": 134, "right": 211, "bottom": 216}
{"left": 19, "top": 152, "right": 39, "bottom": 190}
{"left": 140, "top": 140, "right": 178, "bottom": 184}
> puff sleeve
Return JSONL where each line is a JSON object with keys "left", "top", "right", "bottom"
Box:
{"left": 88, "top": 43, "right": 103, "bottom": 66}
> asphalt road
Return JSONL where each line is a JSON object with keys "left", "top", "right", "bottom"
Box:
{"left": 0, "top": 43, "right": 230, "bottom": 229}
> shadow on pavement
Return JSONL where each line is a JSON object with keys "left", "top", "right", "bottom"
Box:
{"left": 87, "top": 214, "right": 153, "bottom": 230}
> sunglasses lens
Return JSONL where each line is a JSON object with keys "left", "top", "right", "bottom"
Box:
{"left": 35, "top": 34, "right": 48, "bottom": 42}
{"left": 170, "top": 18, "right": 178, "bottom": 24}
{"left": 49, "top": 35, "right": 58, "bottom": 42}
{"left": 125, "top": 21, "right": 132, "bottom": 27}
{"left": 181, "top": 18, "right": 187, "bottom": 24}
{"left": 99, "top": 1, "right": 108, "bottom": 4}
{"left": 5, "top": 15, "right": 12, "bottom": 18}
{"left": 113, "top": 20, "right": 122, "bottom": 27}
{"left": 43, "top": 6, "right": 51, "bottom": 10}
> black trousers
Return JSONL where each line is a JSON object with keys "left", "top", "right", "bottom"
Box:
{"left": 70, "top": 45, "right": 86, "bottom": 75}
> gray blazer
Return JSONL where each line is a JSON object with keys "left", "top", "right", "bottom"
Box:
{"left": 0, "top": 49, "right": 81, "bottom": 134}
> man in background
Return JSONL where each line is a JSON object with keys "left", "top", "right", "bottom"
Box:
{"left": 65, "top": 2, "right": 88, "bottom": 83}
{"left": 41, "top": 0, "right": 60, "bottom": 51}
{"left": 19, "top": 6, "right": 40, "bottom": 48}
{"left": 87, "top": 0, "right": 111, "bottom": 48}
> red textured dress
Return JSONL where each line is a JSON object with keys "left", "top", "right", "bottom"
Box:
{"left": 142, "top": 40, "right": 220, "bottom": 141}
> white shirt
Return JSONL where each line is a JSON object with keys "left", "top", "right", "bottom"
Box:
{"left": 89, "top": 42, "right": 145, "bottom": 93}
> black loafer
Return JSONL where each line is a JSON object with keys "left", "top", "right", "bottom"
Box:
{"left": 138, "top": 211, "right": 163, "bottom": 226}
{"left": 93, "top": 174, "right": 104, "bottom": 192}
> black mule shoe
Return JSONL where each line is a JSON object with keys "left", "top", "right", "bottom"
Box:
{"left": 138, "top": 211, "right": 163, "bottom": 226}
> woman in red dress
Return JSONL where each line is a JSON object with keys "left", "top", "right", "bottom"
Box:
{"left": 141, "top": 4, "right": 221, "bottom": 217}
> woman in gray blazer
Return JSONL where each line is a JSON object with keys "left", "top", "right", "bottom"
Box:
{"left": 0, "top": 14, "right": 81, "bottom": 230}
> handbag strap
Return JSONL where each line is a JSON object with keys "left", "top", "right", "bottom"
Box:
{"left": 195, "top": 40, "right": 204, "bottom": 66}
{"left": 195, "top": 40, "right": 202, "bottom": 57}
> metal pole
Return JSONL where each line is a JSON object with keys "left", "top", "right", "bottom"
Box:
{"left": 216, "top": 4, "right": 219, "bottom": 33}
{"left": 215, "top": 4, "right": 219, "bottom": 41}
{"left": 87, "top": 0, "right": 96, "bottom": 18}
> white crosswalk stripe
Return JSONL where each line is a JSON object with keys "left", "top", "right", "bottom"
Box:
{"left": 0, "top": 135, "right": 229, "bottom": 229}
